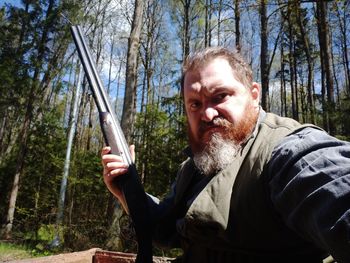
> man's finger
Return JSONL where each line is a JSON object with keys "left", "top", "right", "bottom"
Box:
{"left": 101, "top": 146, "right": 111, "bottom": 156}
{"left": 129, "top": 145, "right": 135, "bottom": 162}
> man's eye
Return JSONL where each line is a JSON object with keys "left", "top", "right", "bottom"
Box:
{"left": 212, "top": 93, "right": 228, "bottom": 103}
{"left": 189, "top": 101, "right": 201, "bottom": 110}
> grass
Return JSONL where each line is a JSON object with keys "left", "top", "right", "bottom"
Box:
{"left": 0, "top": 241, "right": 34, "bottom": 261}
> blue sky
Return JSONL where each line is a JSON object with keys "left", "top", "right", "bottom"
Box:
{"left": 0, "top": 0, "right": 21, "bottom": 7}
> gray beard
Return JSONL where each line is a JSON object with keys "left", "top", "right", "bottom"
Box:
{"left": 193, "top": 133, "right": 240, "bottom": 176}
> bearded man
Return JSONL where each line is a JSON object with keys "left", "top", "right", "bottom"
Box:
{"left": 101, "top": 47, "right": 350, "bottom": 263}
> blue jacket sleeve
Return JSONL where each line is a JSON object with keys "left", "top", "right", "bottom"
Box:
{"left": 268, "top": 127, "right": 350, "bottom": 263}
{"left": 146, "top": 181, "right": 182, "bottom": 248}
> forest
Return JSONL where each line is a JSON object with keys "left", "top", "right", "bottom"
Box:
{"left": 0, "top": 0, "right": 349, "bottom": 258}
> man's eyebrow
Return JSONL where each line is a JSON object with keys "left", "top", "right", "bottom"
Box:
{"left": 208, "top": 86, "right": 232, "bottom": 93}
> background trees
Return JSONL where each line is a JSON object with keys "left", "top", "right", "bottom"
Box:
{"left": 0, "top": 0, "right": 349, "bottom": 257}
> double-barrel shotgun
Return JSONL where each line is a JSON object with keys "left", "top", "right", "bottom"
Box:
{"left": 70, "top": 25, "right": 153, "bottom": 263}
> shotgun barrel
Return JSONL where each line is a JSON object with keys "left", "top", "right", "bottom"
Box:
{"left": 70, "top": 25, "right": 153, "bottom": 263}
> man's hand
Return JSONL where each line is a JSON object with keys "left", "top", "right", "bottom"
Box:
{"left": 101, "top": 145, "right": 135, "bottom": 213}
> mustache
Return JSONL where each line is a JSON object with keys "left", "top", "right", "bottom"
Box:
{"left": 199, "top": 117, "right": 232, "bottom": 134}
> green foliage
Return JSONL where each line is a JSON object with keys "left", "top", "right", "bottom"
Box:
{"left": 0, "top": 0, "right": 88, "bottom": 242}
{"left": 37, "top": 224, "right": 57, "bottom": 243}
{"left": 338, "top": 95, "right": 350, "bottom": 139}
{"left": 63, "top": 221, "right": 109, "bottom": 251}
{"left": 69, "top": 150, "right": 109, "bottom": 214}
{"left": 0, "top": 148, "right": 18, "bottom": 220}
{"left": 134, "top": 95, "right": 187, "bottom": 198}
{"left": 0, "top": 103, "right": 110, "bottom": 249}
{"left": 0, "top": 241, "right": 33, "bottom": 261}
{"left": 0, "top": 240, "right": 53, "bottom": 261}
{"left": 15, "top": 106, "right": 65, "bottom": 225}
{"left": 0, "top": 109, "right": 65, "bottom": 252}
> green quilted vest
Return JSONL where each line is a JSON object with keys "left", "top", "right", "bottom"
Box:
{"left": 174, "top": 112, "right": 326, "bottom": 262}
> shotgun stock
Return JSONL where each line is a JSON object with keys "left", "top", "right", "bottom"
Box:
{"left": 70, "top": 25, "right": 153, "bottom": 263}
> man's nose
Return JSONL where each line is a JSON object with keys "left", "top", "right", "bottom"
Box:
{"left": 201, "top": 106, "right": 219, "bottom": 122}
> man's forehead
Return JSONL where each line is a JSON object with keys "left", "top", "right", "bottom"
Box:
{"left": 187, "top": 57, "right": 231, "bottom": 73}
{"left": 185, "top": 59, "right": 236, "bottom": 85}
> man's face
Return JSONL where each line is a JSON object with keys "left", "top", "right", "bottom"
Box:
{"left": 183, "top": 57, "right": 260, "bottom": 155}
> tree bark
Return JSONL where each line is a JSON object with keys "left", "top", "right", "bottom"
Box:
{"left": 107, "top": 0, "right": 144, "bottom": 251}
{"left": 205, "top": 0, "right": 209, "bottom": 47}
{"left": 181, "top": 0, "right": 191, "bottom": 63}
{"left": 86, "top": 0, "right": 108, "bottom": 151}
{"left": 316, "top": 1, "right": 335, "bottom": 134}
{"left": 52, "top": 66, "right": 82, "bottom": 246}
{"left": 287, "top": 3, "right": 298, "bottom": 121}
{"left": 280, "top": 33, "right": 286, "bottom": 117}
{"left": 260, "top": 0, "right": 269, "bottom": 111}
{"left": 217, "top": 0, "right": 222, "bottom": 45}
{"left": 234, "top": 0, "right": 241, "bottom": 52}
{"left": 121, "top": 0, "right": 144, "bottom": 143}
{"left": 335, "top": 1, "right": 350, "bottom": 96}
{"left": 295, "top": 2, "right": 315, "bottom": 123}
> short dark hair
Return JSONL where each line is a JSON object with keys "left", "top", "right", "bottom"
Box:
{"left": 181, "top": 47, "right": 253, "bottom": 94}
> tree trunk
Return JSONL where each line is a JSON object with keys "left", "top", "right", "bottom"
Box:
{"left": 140, "top": 0, "right": 159, "bottom": 185}
{"left": 335, "top": 1, "right": 350, "bottom": 96}
{"left": 295, "top": 2, "right": 315, "bottom": 123}
{"left": 114, "top": 54, "right": 125, "bottom": 115}
{"left": 260, "top": 0, "right": 269, "bottom": 111}
{"left": 52, "top": 66, "right": 82, "bottom": 247}
{"left": 217, "top": 0, "right": 222, "bottom": 45}
{"left": 107, "top": 0, "right": 144, "bottom": 251}
{"left": 0, "top": 1, "right": 30, "bottom": 164}
{"left": 280, "top": 36, "right": 286, "bottom": 117}
{"left": 316, "top": 8, "right": 329, "bottom": 133}
{"left": 206, "top": 0, "right": 212, "bottom": 46}
{"left": 2, "top": 97, "right": 32, "bottom": 239}
{"left": 285, "top": 2, "right": 298, "bottom": 121}
{"left": 292, "top": 36, "right": 299, "bottom": 121}
{"left": 86, "top": 0, "right": 107, "bottom": 151}
{"left": 234, "top": 0, "right": 241, "bottom": 52}
{"left": 121, "top": 0, "right": 144, "bottom": 143}
{"left": 205, "top": 0, "right": 209, "bottom": 47}
{"left": 107, "top": 36, "right": 115, "bottom": 95}
{"left": 182, "top": 0, "right": 191, "bottom": 63}
{"left": 316, "top": 1, "right": 335, "bottom": 134}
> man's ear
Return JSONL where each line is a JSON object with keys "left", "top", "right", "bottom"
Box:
{"left": 251, "top": 82, "right": 260, "bottom": 107}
